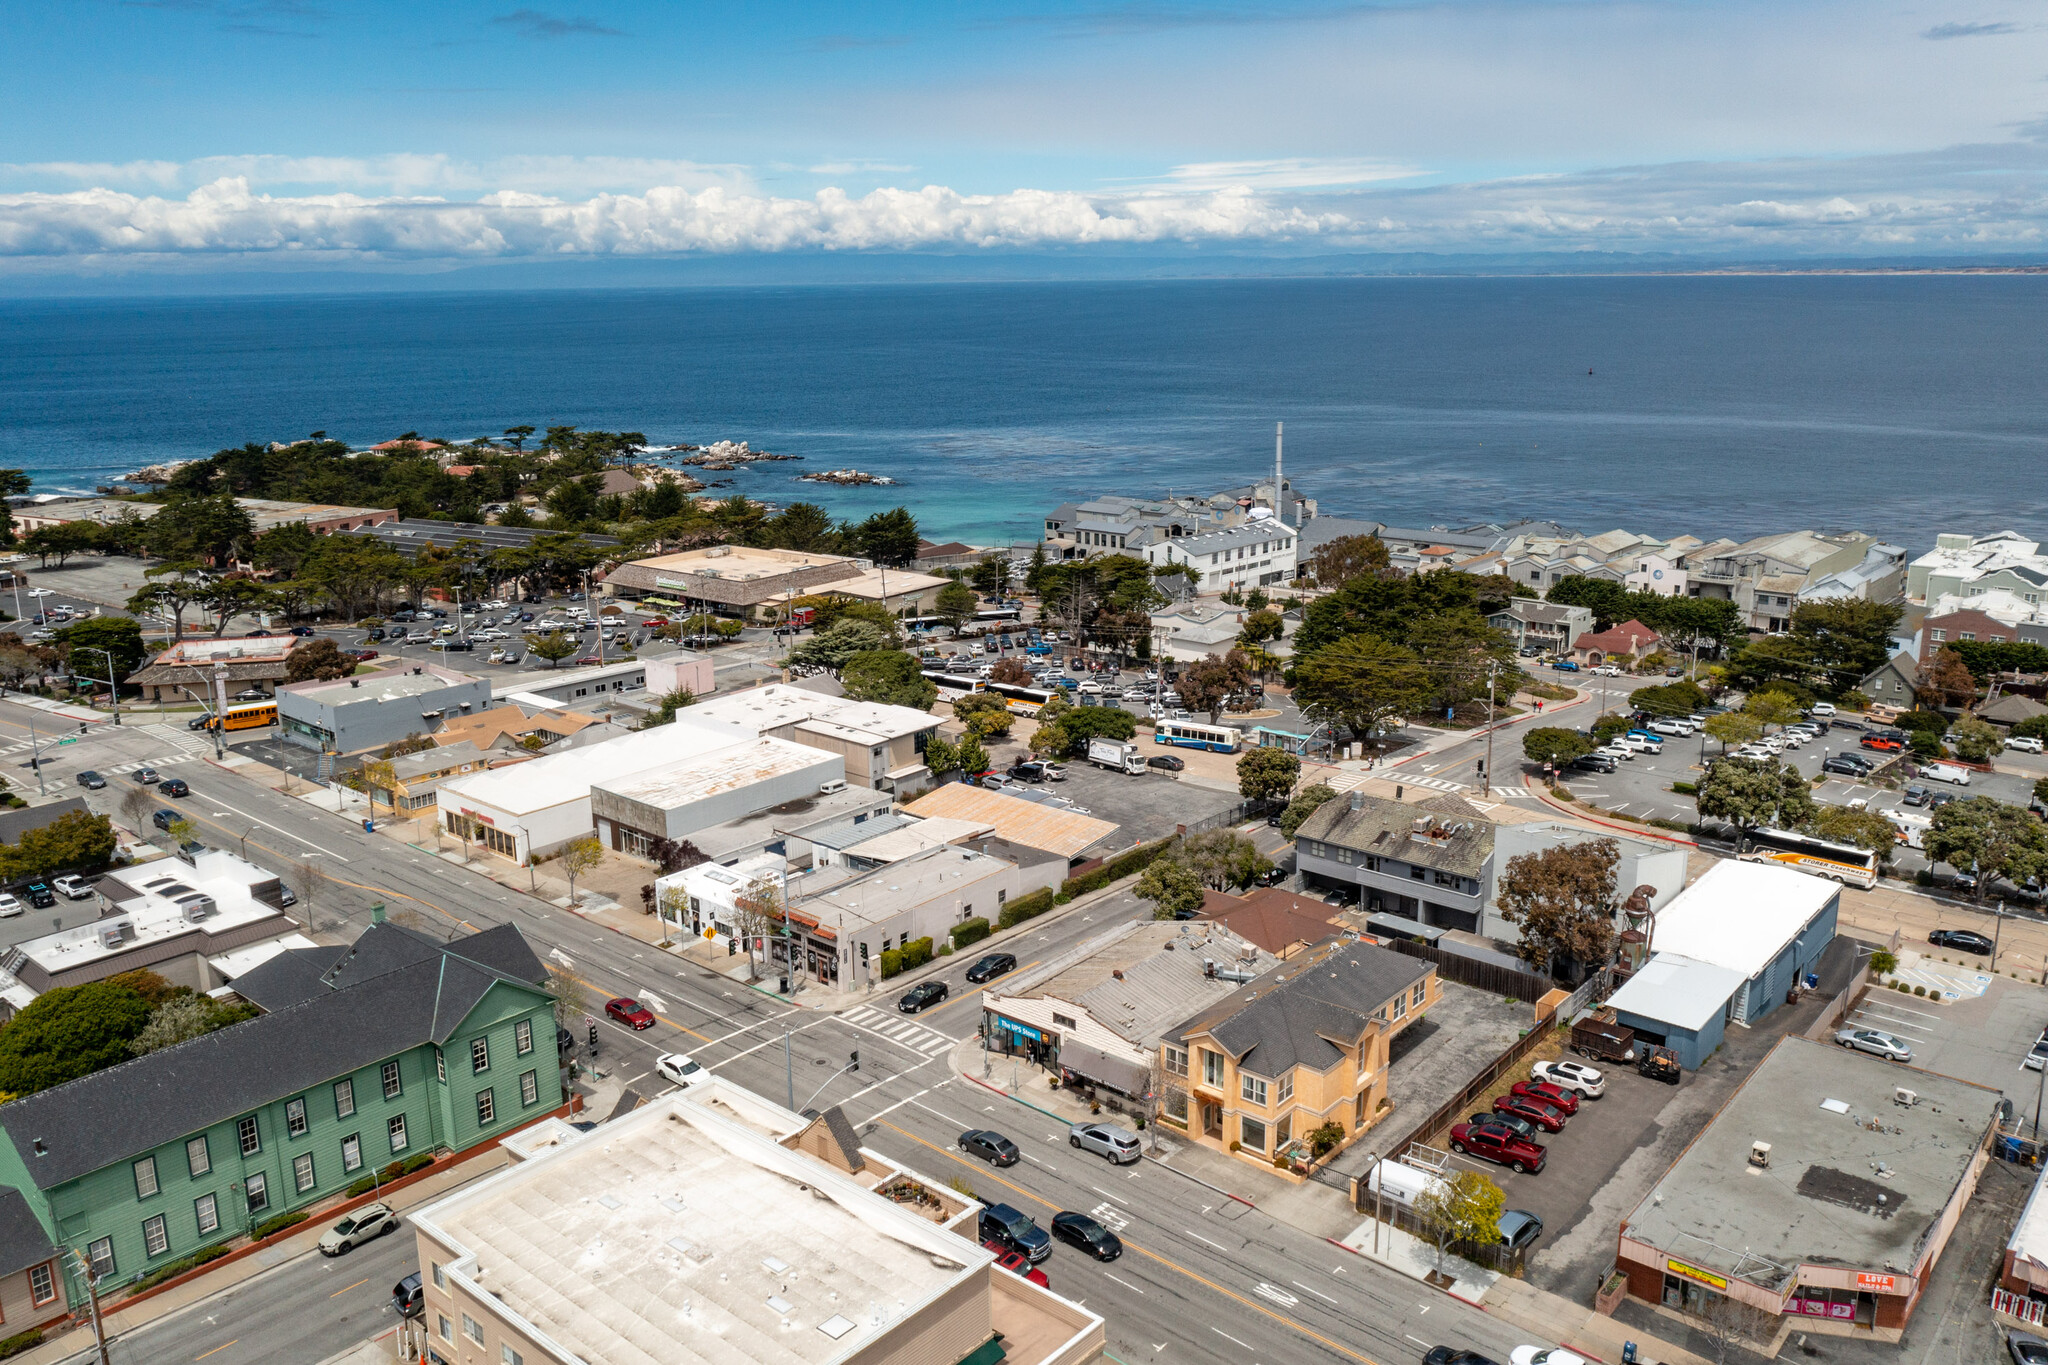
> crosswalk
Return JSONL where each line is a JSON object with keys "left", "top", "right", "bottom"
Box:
{"left": 1326, "top": 766, "right": 1531, "bottom": 801}
{"left": 841, "top": 1004, "right": 957, "bottom": 1057}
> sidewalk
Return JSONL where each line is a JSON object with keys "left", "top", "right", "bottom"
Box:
{"left": 1481, "top": 1276, "right": 1714, "bottom": 1365}
{"left": 12, "top": 1148, "right": 516, "bottom": 1365}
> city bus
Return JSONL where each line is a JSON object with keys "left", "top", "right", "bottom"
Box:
{"left": 985, "top": 681, "right": 1060, "bottom": 715}
{"left": 1154, "top": 719, "right": 1243, "bottom": 754}
{"left": 975, "top": 606, "right": 1023, "bottom": 623}
{"left": 921, "top": 671, "right": 986, "bottom": 702}
{"left": 209, "top": 701, "right": 279, "bottom": 732}
{"left": 1738, "top": 827, "right": 1880, "bottom": 890}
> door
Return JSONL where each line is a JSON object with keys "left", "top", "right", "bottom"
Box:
{"left": 1202, "top": 1103, "right": 1223, "bottom": 1138}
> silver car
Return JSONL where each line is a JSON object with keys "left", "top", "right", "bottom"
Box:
{"left": 1069, "top": 1122, "right": 1142, "bottom": 1165}
{"left": 1834, "top": 1027, "right": 1912, "bottom": 1062}
{"left": 318, "top": 1202, "right": 398, "bottom": 1255}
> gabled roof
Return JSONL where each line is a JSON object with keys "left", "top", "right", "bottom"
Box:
{"left": 234, "top": 922, "right": 545, "bottom": 1010}
{"left": 1168, "top": 940, "right": 1430, "bottom": 1076}
{"left": 0, "top": 925, "right": 547, "bottom": 1189}
{"left": 0, "top": 1185, "right": 56, "bottom": 1278}
{"left": 1295, "top": 791, "right": 1494, "bottom": 878}
{"left": 1197, "top": 890, "right": 1340, "bottom": 957}
{"left": 1573, "top": 618, "right": 1661, "bottom": 653}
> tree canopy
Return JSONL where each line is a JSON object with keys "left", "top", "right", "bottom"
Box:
{"left": 0, "top": 980, "right": 153, "bottom": 1096}
{"left": 1236, "top": 746, "right": 1301, "bottom": 802}
{"left": 1923, "top": 796, "right": 2048, "bottom": 888}
{"left": 840, "top": 650, "right": 938, "bottom": 710}
{"left": 1696, "top": 757, "right": 1816, "bottom": 834}
{"left": 1494, "top": 838, "right": 1620, "bottom": 977}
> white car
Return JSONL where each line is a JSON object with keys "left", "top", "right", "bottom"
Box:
{"left": 1834, "top": 1027, "right": 1912, "bottom": 1062}
{"left": 1122, "top": 688, "right": 1151, "bottom": 701}
{"left": 1531, "top": 1059, "right": 1606, "bottom": 1098}
{"left": 2010, "top": 736, "right": 2046, "bottom": 754}
{"left": 1592, "top": 664, "right": 1623, "bottom": 677}
{"left": 52, "top": 874, "right": 95, "bottom": 900}
{"left": 1923, "top": 763, "right": 1973, "bottom": 786}
{"left": 655, "top": 1052, "right": 713, "bottom": 1090}
{"left": 1613, "top": 734, "right": 1659, "bottom": 754}
{"left": 1809, "top": 702, "right": 1838, "bottom": 717}
{"left": 318, "top": 1202, "right": 399, "bottom": 1255}
{"left": 0, "top": 892, "right": 21, "bottom": 918}
{"left": 1077, "top": 680, "right": 1106, "bottom": 695}
{"left": 1510, "top": 1350, "right": 1587, "bottom": 1365}
{"left": 1592, "top": 744, "right": 1633, "bottom": 762}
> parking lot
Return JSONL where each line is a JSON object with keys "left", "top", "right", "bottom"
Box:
{"left": 1839, "top": 958, "right": 2048, "bottom": 1105}
{"left": 977, "top": 750, "right": 1248, "bottom": 845}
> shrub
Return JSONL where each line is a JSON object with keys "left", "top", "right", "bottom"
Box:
{"left": 1307, "top": 1121, "right": 1346, "bottom": 1157}
{"left": 880, "top": 948, "right": 904, "bottom": 979}
{"left": 900, "top": 937, "right": 934, "bottom": 971}
{"left": 1893, "top": 980, "right": 1908, "bottom": 992}
{"left": 1913, "top": 985, "right": 1927, "bottom": 997}
{"left": 250, "top": 1209, "right": 310, "bottom": 1241}
{"left": 345, "top": 1173, "right": 380, "bottom": 1197}
{"left": 1670, "top": 781, "right": 1697, "bottom": 796}
{"left": 1060, "top": 839, "right": 1172, "bottom": 900}
{"left": 936, "top": 942, "right": 953, "bottom": 956}
{"left": 1915, "top": 869, "right": 1936, "bottom": 887}
{"left": 0, "top": 1330, "right": 45, "bottom": 1361}
{"left": 128, "top": 1242, "right": 232, "bottom": 1292}
{"left": 1869, "top": 948, "right": 1899, "bottom": 976}
{"left": 997, "top": 888, "right": 1056, "bottom": 930}
{"left": 951, "top": 917, "right": 992, "bottom": 949}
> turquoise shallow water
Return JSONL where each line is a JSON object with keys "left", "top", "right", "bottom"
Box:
{"left": 3, "top": 275, "right": 2045, "bottom": 546}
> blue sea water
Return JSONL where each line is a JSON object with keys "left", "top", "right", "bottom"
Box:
{"left": 2, "top": 276, "right": 2045, "bottom": 548}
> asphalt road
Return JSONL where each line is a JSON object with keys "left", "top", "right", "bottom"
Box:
{"left": 12, "top": 709, "right": 1539, "bottom": 1365}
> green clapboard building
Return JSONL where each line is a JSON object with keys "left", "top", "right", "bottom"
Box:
{"left": 0, "top": 923, "right": 561, "bottom": 1308}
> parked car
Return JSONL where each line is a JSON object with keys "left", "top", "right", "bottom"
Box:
{"left": 75, "top": 770, "right": 105, "bottom": 789}
{"left": 1147, "top": 754, "right": 1184, "bottom": 771}
{"left": 959, "top": 1129, "right": 1022, "bottom": 1167}
{"left": 1492, "top": 1094, "right": 1567, "bottom": 1133}
{"left": 898, "top": 980, "right": 949, "bottom": 1013}
{"left": 1902, "top": 784, "right": 1931, "bottom": 807}
{"left": 52, "top": 874, "right": 94, "bottom": 900}
{"left": 1069, "top": 1122, "right": 1142, "bottom": 1165}
{"left": 2009, "top": 1330, "right": 2048, "bottom": 1365}
{"left": 1051, "top": 1210, "right": 1124, "bottom": 1261}
{"left": 1923, "top": 762, "right": 1973, "bottom": 786}
{"left": 160, "top": 778, "right": 191, "bottom": 798}
{"left": 2011, "top": 736, "right": 2047, "bottom": 754}
{"left": 1860, "top": 734, "right": 1904, "bottom": 752}
{"left": 1829, "top": 718, "right": 1868, "bottom": 732}
{"left": 0, "top": 892, "right": 19, "bottom": 918}
{"left": 1448, "top": 1121, "right": 1546, "bottom": 1173}
{"left": 1552, "top": 660, "right": 1580, "bottom": 672}
{"left": 1508, "top": 1349, "right": 1587, "bottom": 1365}
{"left": 1834, "top": 1027, "right": 1913, "bottom": 1062}
{"left": 1497, "top": 1210, "right": 1544, "bottom": 1252}
{"left": 605, "top": 996, "right": 656, "bottom": 1029}
{"left": 978, "top": 1202, "right": 1052, "bottom": 1262}
{"left": 1472, "top": 1110, "right": 1541, "bottom": 1142}
{"left": 2026, "top": 1032, "right": 2048, "bottom": 1073}
{"left": 1821, "top": 756, "right": 1875, "bottom": 777}
{"left": 319, "top": 1202, "right": 398, "bottom": 1255}
{"left": 1929, "top": 928, "right": 1994, "bottom": 955}
{"left": 1531, "top": 1059, "right": 1606, "bottom": 1098}
{"left": 965, "top": 952, "right": 1018, "bottom": 984}
{"left": 654, "top": 1052, "right": 710, "bottom": 1088}
{"left": 392, "top": 1272, "right": 425, "bottom": 1319}
{"left": 152, "top": 808, "right": 177, "bottom": 831}
{"left": 1510, "top": 1079, "right": 1582, "bottom": 1115}
{"left": 1423, "top": 1350, "right": 1503, "bottom": 1365}
{"left": 1569, "top": 754, "right": 1617, "bottom": 773}
{"left": 24, "top": 882, "right": 54, "bottom": 909}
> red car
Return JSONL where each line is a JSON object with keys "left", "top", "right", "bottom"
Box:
{"left": 347, "top": 648, "right": 379, "bottom": 661}
{"left": 1511, "top": 1079, "right": 1581, "bottom": 1116}
{"left": 1493, "top": 1094, "right": 1567, "bottom": 1133}
{"left": 576, "top": 654, "right": 603, "bottom": 665}
{"left": 640, "top": 616, "right": 669, "bottom": 627}
{"left": 605, "top": 997, "right": 656, "bottom": 1030}
{"left": 983, "top": 1240, "right": 1051, "bottom": 1288}
{"left": 1860, "top": 735, "right": 1904, "bottom": 751}
{"left": 1448, "top": 1121, "right": 1546, "bottom": 1173}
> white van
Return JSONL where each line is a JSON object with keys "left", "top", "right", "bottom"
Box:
{"left": 1922, "top": 763, "right": 1972, "bottom": 787}
{"left": 1363, "top": 1159, "right": 1447, "bottom": 1212}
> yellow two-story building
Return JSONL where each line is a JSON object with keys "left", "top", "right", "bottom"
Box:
{"left": 1161, "top": 939, "right": 1438, "bottom": 1171}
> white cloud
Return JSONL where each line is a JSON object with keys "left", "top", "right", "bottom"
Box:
{"left": 1134, "top": 158, "right": 1422, "bottom": 190}
{"left": 0, "top": 154, "right": 751, "bottom": 198}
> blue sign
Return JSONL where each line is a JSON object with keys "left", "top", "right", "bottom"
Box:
{"left": 994, "top": 1016, "right": 1043, "bottom": 1042}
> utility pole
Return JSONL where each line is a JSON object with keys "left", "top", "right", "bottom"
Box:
{"left": 784, "top": 1026, "right": 795, "bottom": 1113}
{"left": 209, "top": 661, "right": 228, "bottom": 759}
{"left": 26, "top": 711, "right": 46, "bottom": 796}
{"left": 66, "top": 1247, "right": 113, "bottom": 1365}
{"left": 1481, "top": 663, "right": 1498, "bottom": 797}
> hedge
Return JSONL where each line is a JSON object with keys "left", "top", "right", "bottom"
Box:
{"left": 951, "top": 917, "right": 992, "bottom": 949}
{"left": 1058, "top": 839, "right": 1173, "bottom": 902}
{"left": 997, "top": 887, "right": 1057, "bottom": 930}
{"left": 0, "top": 1330, "right": 43, "bottom": 1361}
{"left": 900, "top": 937, "right": 934, "bottom": 971}
{"left": 1670, "top": 781, "right": 1698, "bottom": 795}
{"left": 345, "top": 1152, "right": 436, "bottom": 1198}
{"left": 129, "top": 1242, "right": 233, "bottom": 1293}
{"left": 250, "top": 1209, "right": 310, "bottom": 1241}
{"left": 880, "top": 947, "right": 904, "bottom": 979}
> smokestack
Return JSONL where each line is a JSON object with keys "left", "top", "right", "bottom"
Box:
{"left": 1274, "top": 421, "right": 1284, "bottom": 523}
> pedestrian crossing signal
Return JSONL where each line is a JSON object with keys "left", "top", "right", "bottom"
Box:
{"left": 849, "top": 1049, "right": 859, "bottom": 1073}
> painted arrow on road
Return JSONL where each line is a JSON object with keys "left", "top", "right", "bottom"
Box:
{"left": 549, "top": 949, "right": 575, "bottom": 970}
{"left": 640, "top": 990, "right": 669, "bottom": 1015}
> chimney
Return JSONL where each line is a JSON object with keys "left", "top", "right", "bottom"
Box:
{"left": 1112, "top": 969, "right": 1124, "bottom": 981}
{"left": 1350, "top": 791, "right": 1363, "bottom": 811}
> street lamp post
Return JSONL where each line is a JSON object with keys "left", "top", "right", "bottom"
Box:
{"left": 77, "top": 645, "right": 121, "bottom": 725}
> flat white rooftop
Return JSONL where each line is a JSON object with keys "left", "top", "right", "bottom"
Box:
{"left": 414, "top": 1093, "right": 987, "bottom": 1365}
{"left": 682, "top": 685, "right": 935, "bottom": 744}
{"left": 597, "top": 737, "right": 838, "bottom": 810}
{"left": 439, "top": 716, "right": 752, "bottom": 817}
{"left": 25, "top": 852, "right": 292, "bottom": 974}
{"left": 1644, "top": 859, "right": 1836, "bottom": 980}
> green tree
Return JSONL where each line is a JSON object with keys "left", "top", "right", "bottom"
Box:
{"left": 1494, "top": 838, "right": 1620, "bottom": 977}
{"left": 1137, "top": 857, "right": 1207, "bottom": 919}
{"left": 1237, "top": 746, "right": 1301, "bottom": 802}
{"left": 1414, "top": 1170, "right": 1506, "bottom": 1275}
{"left": 285, "top": 637, "right": 355, "bottom": 683}
{"left": 1704, "top": 711, "right": 1764, "bottom": 751}
{"left": 841, "top": 650, "right": 939, "bottom": 710}
{"left": 0, "top": 468, "right": 28, "bottom": 544}
{"left": 1522, "top": 727, "right": 1594, "bottom": 770}
{"left": 1237, "top": 609, "right": 1284, "bottom": 647}
{"left": 1179, "top": 829, "right": 1272, "bottom": 890}
{"left": 143, "top": 494, "right": 258, "bottom": 564}
{"left": 788, "top": 619, "right": 892, "bottom": 670}
{"left": 851, "top": 507, "right": 920, "bottom": 567}
{"left": 1044, "top": 703, "right": 1135, "bottom": 755}
{"left": 22, "top": 521, "right": 107, "bottom": 568}
{"left": 956, "top": 732, "right": 991, "bottom": 779}
{"left": 1178, "top": 650, "right": 1256, "bottom": 723}
{"left": 526, "top": 631, "right": 580, "bottom": 669}
{"left": 923, "top": 734, "right": 960, "bottom": 777}
{"left": 1024, "top": 542, "right": 1051, "bottom": 596}
{"left": 1924, "top": 796, "right": 2048, "bottom": 890}
{"left": 1788, "top": 599, "right": 1904, "bottom": 693}
{"left": 1743, "top": 690, "right": 1805, "bottom": 732}
{"left": 935, "top": 580, "right": 977, "bottom": 634}
{"left": 127, "top": 573, "right": 207, "bottom": 641}
{"left": 1918, "top": 648, "right": 1978, "bottom": 710}
{"left": 1806, "top": 806, "right": 1903, "bottom": 866}
{"left": 559, "top": 835, "right": 605, "bottom": 901}
{"left": 1278, "top": 783, "right": 1338, "bottom": 839}
{"left": 130, "top": 995, "right": 256, "bottom": 1056}
{"left": 1630, "top": 681, "right": 1708, "bottom": 718}
{"left": 0, "top": 980, "right": 152, "bottom": 1095}
{"left": 635, "top": 687, "right": 696, "bottom": 730}
{"left": 1947, "top": 715, "right": 2001, "bottom": 763}
{"left": 970, "top": 555, "right": 1009, "bottom": 596}
{"left": 1305, "top": 534, "right": 1391, "bottom": 587}
{"left": 0, "top": 809, "right": 119, "bottom": 879}
{"left": 1293, "top": 634, "right": 1434, "bottom": 742}
{"left": 52, "top": 616, "right": 148, "bottom": 683}
{"left": 2036, "top": 776, "right": 2048, "bottom": 809}
{"left": 1696, "top": 758, "right": 1816, "bottom": 836}
{"left": 953, "top": 692, "right": 1015, "bottom": 738}
{"left": 200, "top": 576, "right": 277, "bottom": 636}
{"left": 1544, "top": 576, "right": 1632, "bottom": 629}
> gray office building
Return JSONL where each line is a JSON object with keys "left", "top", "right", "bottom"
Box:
{"left": 278, "top": 665, "right": 493, "bottom": 755}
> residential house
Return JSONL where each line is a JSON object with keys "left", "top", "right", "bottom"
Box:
{"left": 1908, "top": 531, "right": 2048, "bottom": 606}
{"left": 1150, "top": 604, "right": 1252, "bottom": 662}
{"left": 1485, "top": 599, "right": 1593, "bottom": 656}
{"left": 1162, "top": 938, "right": 1438, "bottom": 1169}
{"left": 1294, "top": 791, "right": 1493, "bottom": 933}
{"left": 1682, "top": 530, "right": 1899, "bottom": 633}
{"left": 0, "top": 1186, "right": 66, "bottom": 1335}
{"left": 1196, "top": 889, "right": 1342, "bottom": 959}
{"left": 430, "top": 702, "right": 610, "bottom": 755}
{"left": 1857, "top": 651, "right": 1920, "bottom": 709}
{"left": 1624, "top": 552, "right": 1689, "bottom": 598}
{"left": 1572, "top": 618, "right": 1663, "bottom": 667}
{"left": 1920, "top": 603, "right": 2046, "bottom": 664}
{"left": 0, "top": 924, "right": 558, "bottom": 1307}
{"left": 1977, "top": 693, "right": 2048, "bottom": 732}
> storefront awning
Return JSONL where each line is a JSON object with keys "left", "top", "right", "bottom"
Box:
{"left": 1057, "top": 1041, "right": 1150, "bottom": 1097}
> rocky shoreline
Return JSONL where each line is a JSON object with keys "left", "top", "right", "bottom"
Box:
{"left": 664, "top": 440, "right": 803, "bottom": 471}
{"left": 124, "top": 459, "right": 195, "bottom": 484}
{"left": 799, "top": 468, "right": 896, "bottom": 486}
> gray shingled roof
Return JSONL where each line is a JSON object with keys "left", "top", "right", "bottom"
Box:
{"left": 1295, "top": 792, "right": 1494, "bottom": 879}
{"left": 232, "top": 922, "right": 544, "bottom": 1011}
{"left": 0, "top": 1185, "right": 56, "bottom": 1278}
{"left": 0, "top": 798, "right": 91, "bottom": 847}
{"left": 0, "top": 930, "right": 545, "bottom": 1190}
{"left": 1167, "top": 941, "right": 1429, "bottom": 1077}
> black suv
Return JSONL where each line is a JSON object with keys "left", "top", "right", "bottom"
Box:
{"left": 24, "top": 882, "right": 54, "bottom": 909}
{"left": 1570, "top": 753, "right": 1617, "bottom": 773}
{"left": 979, "top": 1202, "right": 1051, "bottom": 1262}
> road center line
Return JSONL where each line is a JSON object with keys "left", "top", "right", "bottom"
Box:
{"left": 195, "top": 795, "right": 351, "bottom": 860}
{"left": 330, "top": 1278, "right": 370, "bottom": 1298}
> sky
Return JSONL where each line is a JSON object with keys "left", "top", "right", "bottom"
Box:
{"left": 2, "top": 0, "right": 2046, "bottom": 278}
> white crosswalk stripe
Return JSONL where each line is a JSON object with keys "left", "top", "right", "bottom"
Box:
{"left": 842, "top": 1005, "right": 955, "bottom": 1056}
{"left": 1320, "top": 771, "right": 1528, "bottom": 800}
{"left": 103, "top": 755, "right": 199, "bottom": 775}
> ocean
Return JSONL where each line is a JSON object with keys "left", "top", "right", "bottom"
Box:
{"left": 3, "top": 275, "right": 2045, "bottom": 548}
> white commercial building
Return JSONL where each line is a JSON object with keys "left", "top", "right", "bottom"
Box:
{"left": 590, "top": 737, "right": 844, "bottom": 857}
{"left": 680, "top": 684, "right": 940, "bottom": 794}
{"left": 1141, "top": 515, "right": 1298, "bottom": 591}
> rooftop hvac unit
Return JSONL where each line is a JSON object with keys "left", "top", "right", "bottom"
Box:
{"left": 1894, "top": 1087, "right": 1918, "bottom": 1107}
{"left": 98, "top": 920, "right": 133, "bottom": 949}
{"left": 180, "top": 896, "right": 217, "bottom": 923}
{"left": 704, "top": 545, "right": 731, "bottom": 558}
{"left": 1748, "top": 1141, "right": 1772, "bottom": 1169}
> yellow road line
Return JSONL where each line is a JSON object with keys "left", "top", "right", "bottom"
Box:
{"left": 874, "top": 1120, "right": 1383, "bottom": 1365}
{"left": 560, "top": 968, "right": 712, "bottom": 1045}
{"left": 193, "top": 1340, "right": 240, "bottom": 1361}
{"left": 330, "top": 1277, "right": 370, "bottom": 1298}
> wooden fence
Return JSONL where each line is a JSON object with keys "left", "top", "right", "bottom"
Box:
{"left": 1386, "top": 937, "right": 1555, "bottom": 1003}
{"left": 1357, "top": 1018, "right": 1559, "bottom": 1201}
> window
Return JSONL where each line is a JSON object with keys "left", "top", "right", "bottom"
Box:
{"left": 388, "top": 1115, "right": 409, "bottom": 1152}
{"left": 87, "top": 1238, "right": 115, "bottom": 1279}
{"left": 476, "top": 1088, "right": 496, "bottom": 1126}
{"left": 463, "top": 1314, "right": 485, "bottom": 1345}
{"left": 432, "top": 1262, "right": 447, "bottom": 1289}
{"left": 1052, "top": 1013, "right": 1078, "bottom": 1029}
{"left": 1433, "top": 870, "right": 1459, "bottom": 888}
{"left": 1240, "top": 1073, "right": 1268, "bottom": 1107}
{"left": 520, "top": 1070, "right": 539, "bottom": 1107}
{"left": 286, "top": 1097, "right": 308, "bottom": 1138}
{"left": 1163, "top": 1088, "right": 1188, "bottom": 1120}
{"left": 1960, "top": 631, "right": 1976, "bottom": 642}
{"left": 1336, "top": 846, "right": 1355, "bottom": 866}
{"left": 1413, "top": 981, "right": 1427, "bottom": 1008}
{"left": 1391, "top": 993, "right": 1407, "bottom": 1020}
{"left": 28, "top": 1263, "right": 54, "bottom": 1306}
{"left": 294, "top": 1153, "right": 316, "bottom": 1193}
{"left": 237, "top": 1115, "right": 261, "bottom": 1156}
{"left": 186, "top": 1135, "right": 210, "bottom": 1178}
{"left": 381, "top": 1060, "right": 402, "bottom": 1098}
{"left": 244, "top": 1172, "right": 269, "bottom": 1212}
{"left": 1274, "top": 1114, "right": 1292, "bottom": 1149}
{"left": 1239, "top": 1116, "right": 1267, "bottom": 1152}
{"left": 514, "top": 1019, "right": 534, "bottom": 1056}
{"left": 133, "top": 1155, "right": 159, "bottom": 1200}
{"left": 437, "top": 1316, "right": 453, "bottom": 1343}
{"left": 471, "top": 1038, "right": 490, "bottom": 1074}
{"left": 1930, "top": 628, "right": 1945, "bottom": 641}
{"left": 502, "top": 1346, "right": 524, "bottom": 1365}
{"left": 1164, "top": 1045, "right": 1188, "bottom": 1077}
{"left": 436, "top": 1049, "right": 447, "bottom": 1084}
{"left": 328, "top": 1080, "right": 355, "bottom": 1122}
{"left": 1277, "top": 1074, "right": 1293, "bottom": 1103}
{"left": 1202, "top": 1049, "right": 1224, "bottom": 1088}
{"left": 1408, "top": 865, "right": 1425, "bottom": 881}
{"left": 341, "top": 1133, "right": 362, "bottom": 1173}
{"left": 195, "top": 1193, "right": 219, "bottom": 1236}
{"left": 141, "top": 1214, "right": 170, "bottom": 1258}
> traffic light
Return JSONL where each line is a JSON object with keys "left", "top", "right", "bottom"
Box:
{"left": 849, "top": 1048, "right": 860, "bottom": 1073}
{"left": 587, "top": 1023, "right": 598, "bottom": 1047}
{"left": 1475, "top": 758, "right": 1485, "bottom": 776}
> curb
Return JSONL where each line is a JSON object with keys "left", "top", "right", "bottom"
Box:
{"left": 1531, "top": 784, "right": 1700, "bottom": 848}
